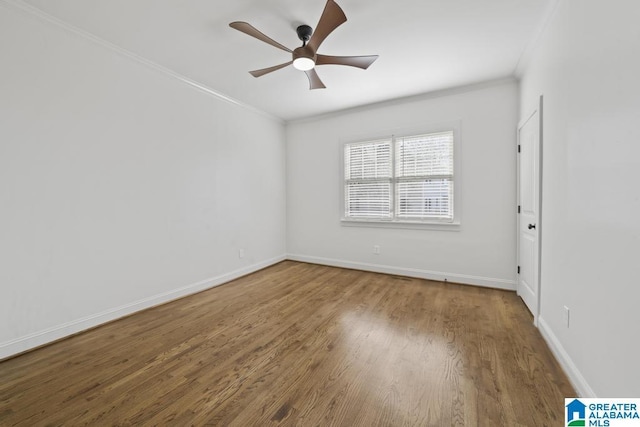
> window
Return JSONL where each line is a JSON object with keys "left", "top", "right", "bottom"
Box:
{"left": 344, "top": 131, "right": 455, "bottom": 224}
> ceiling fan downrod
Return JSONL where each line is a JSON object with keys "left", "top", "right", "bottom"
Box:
{"left": 296, "top": 25, "right": 313, "bottom": 46}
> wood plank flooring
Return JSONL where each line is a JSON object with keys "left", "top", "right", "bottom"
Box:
{"left": 0, "top": 261, "right": 574, "bottom": 426}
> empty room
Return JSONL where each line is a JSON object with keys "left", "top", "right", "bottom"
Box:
{"left": 1, "top": 0, "right": 639, "bottom": 425}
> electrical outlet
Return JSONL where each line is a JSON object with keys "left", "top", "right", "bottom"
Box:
{"left": 563, "top": 306, "right": 570, "bottom": 328}
{"left": 373, "top": 245, "right": 380, "bottom": 255}
{"left": 238, "top": 249, "right": 245, "bottom": 259}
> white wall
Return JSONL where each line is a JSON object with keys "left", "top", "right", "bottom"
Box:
{"left": 286, "top": 81, "right": 519, "bottom": 289}
{"left": 519, "top": 0, "right": 640, "bottom": 396}
{"left": 0, "top": 3, "right": 286, "bottom": 359}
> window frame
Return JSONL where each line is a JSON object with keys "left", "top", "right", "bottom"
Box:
{"left": 340, "top": 123, "right": 461, "bottom": 231}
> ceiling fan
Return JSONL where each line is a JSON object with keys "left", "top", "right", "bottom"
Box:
{"left": 229, "top": 0, "right": 378, "bottom": 90}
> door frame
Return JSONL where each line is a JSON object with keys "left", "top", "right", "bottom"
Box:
{"left": 516, "top": 95, "right": 543, "bottom": 325}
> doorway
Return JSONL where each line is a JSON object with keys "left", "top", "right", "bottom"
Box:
{"left": 517, "top": 96, "right": 542, "bottom": 322}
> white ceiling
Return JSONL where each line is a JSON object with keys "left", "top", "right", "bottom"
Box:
{"left": 20, "top": 0, "right": 553, "bottom": 121}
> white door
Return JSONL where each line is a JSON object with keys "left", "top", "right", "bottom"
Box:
{"left": 517, "top": 104, "right": 541, "bottom": 321}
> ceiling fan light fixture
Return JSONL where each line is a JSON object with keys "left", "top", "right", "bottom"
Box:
{"left": 293, "top": 56, "right": 315, "bottom": 71}
{"left": 292, "top": 46, "right": 316, "bottom": 71}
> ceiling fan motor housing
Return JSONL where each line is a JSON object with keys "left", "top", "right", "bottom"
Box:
{"left": 293, "top": 46, "right": 316, "bottom": 62}
{"left": 292, "top": 45, "right": 316, "bottom": 70}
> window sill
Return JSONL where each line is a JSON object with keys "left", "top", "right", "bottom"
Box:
{"left": 340, "top": 218, "right": 461, "bottom": 231}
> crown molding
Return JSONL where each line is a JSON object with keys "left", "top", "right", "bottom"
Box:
{"left": 287, "top": 76, "right": 518, "bottom": 125}
{"left": 513, "top": 0, "right": 563, "bottom": 77}
{"left": 0, "top": 0, "right": 283, "bottom": 124}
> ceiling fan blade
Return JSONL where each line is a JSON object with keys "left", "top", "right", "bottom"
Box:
{"left": 229, "top": 21, "right": 292, "bottom": 53}
{"left": 249, "top": 61, "right": 293, "bottom": 77}
{"left": 304, "top": 69, "right": 326, "bottom": 90}
{"left": 316, "top": 54, "right": 379, "bottom": 70}
{"left": 307, "top": 0, "right": 347, "bottom": 52}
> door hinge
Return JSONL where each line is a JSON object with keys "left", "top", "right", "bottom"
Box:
{"left": 518, "top": 144, "right": 521, "bottom": 153}
{"left": 517, "top": 266, "right": 520, "bottom": 274}
{"left": 518, "top": 205, "right": 521, "bottom": 214}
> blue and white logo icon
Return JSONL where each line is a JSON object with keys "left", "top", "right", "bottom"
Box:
{"left": 567, "top": 399, "right": 587, "bottom": 426}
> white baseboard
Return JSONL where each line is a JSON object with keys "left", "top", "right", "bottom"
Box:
{"left": 537, "top": 316, "right": 596, "bottom": 398}
{"left": 0, "top": 255, "right": 286, "bottom": 361}
{"left": 286, "top": 254, "right": 517, "bottom": 290}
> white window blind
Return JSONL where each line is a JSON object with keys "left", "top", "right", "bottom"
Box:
{"left": 344, "top": 131, "right": 455, "bottom": 223}
{"left": 344, "top": 140, "right": 392, "bottom": 218}
{"left": 395, "top": 132, "right": 454, "bottom": 220}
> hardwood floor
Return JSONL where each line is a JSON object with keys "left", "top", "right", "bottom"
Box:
{"left": 0, "top": 261, "right": 574, "bottom": 426}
